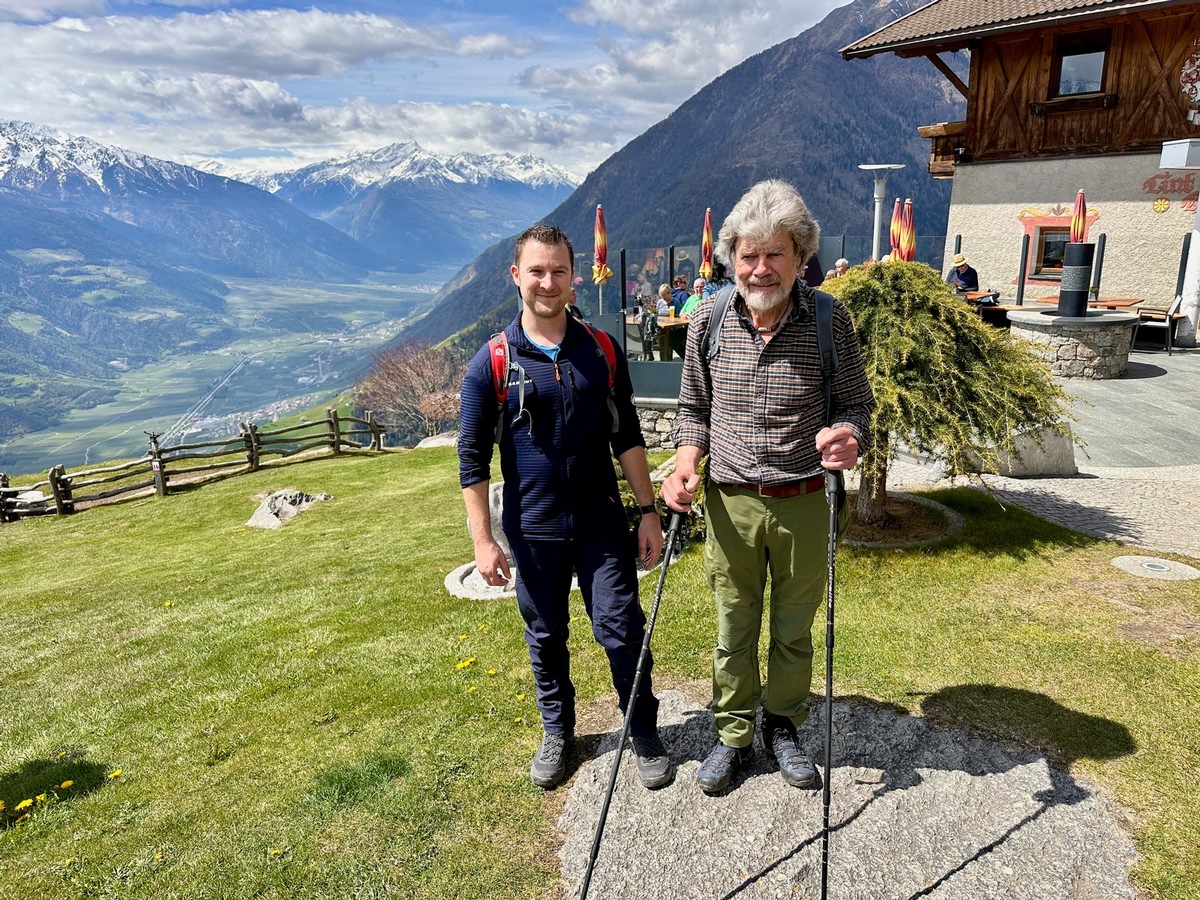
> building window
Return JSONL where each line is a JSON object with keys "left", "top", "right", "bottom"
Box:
{"left": 1053, "top": 30, "right": 1108, "bottom": 96}
{"left": 1034, "top": 227, "right": 1070, "bottom": 275}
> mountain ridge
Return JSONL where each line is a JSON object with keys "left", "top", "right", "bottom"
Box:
{"left": 403, "top": 0, "right": 965, "bottom": 346}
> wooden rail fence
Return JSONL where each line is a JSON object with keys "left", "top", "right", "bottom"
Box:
{"left": 0, "top": 409, "right": 396, "bottom": 523}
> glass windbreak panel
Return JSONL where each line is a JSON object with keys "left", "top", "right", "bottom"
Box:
{"left": 628, "top": 246, "right": 669, "bottom": 307}
{"left": 1035, "top": 228, "right": 1069, "bottom": 275}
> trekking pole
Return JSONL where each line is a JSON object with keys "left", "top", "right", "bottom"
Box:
{"left": 819, "top": 470, "right": 841, "bottom": 900}
{"left": 579, "top": 510, "right": 685, "bottom": 900}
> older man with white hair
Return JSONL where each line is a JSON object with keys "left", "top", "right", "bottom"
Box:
{"left": 661, "top": 180, "right": 875, "bottom": 794}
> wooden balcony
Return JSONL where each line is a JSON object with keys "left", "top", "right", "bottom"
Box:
{"left": 917, "top": 121, "right": 967, "bottom": 179}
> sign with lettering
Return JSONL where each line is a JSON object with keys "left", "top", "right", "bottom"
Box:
{"left": 1143, "top": 172, "right": 1197, "bottom": 197}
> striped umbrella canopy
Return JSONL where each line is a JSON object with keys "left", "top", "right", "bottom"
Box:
{"left": 889, "top": 197, "right": 903, "bottom": 259}
{"left": 592, "top": 204, "right": 613, "bottom": 284}
{"left": 699, "top": 207, "right": 714, "bottom": 278}
{"left": 1069, "top": 189, "right": 1087, "bottom": 243}
{"left": 898, "top": 198, "right": 917, "bottom": 262}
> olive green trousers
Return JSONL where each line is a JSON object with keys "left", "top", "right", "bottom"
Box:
{"left": 704, "top": 483, "right": 846, "bottom": 748}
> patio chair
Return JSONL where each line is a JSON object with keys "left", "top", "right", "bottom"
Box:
{"left": 1131, "top": 295, "right": 1183, "bottom": 355}
{"left": 639, "top": 309, "right": 660, "bottom": 360}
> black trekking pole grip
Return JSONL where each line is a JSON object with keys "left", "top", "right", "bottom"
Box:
{"left": 579, "top": 509, "right": 685, "bottom": 900}
{"left": 820, "top": 470, "right": 839, "bottom": 900}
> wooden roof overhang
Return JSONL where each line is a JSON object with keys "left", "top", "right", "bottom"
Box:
{"left": 841, "top": 0, "right": 1197, "bottom": 68}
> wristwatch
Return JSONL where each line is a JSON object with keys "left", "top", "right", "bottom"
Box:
{"left": 639, "top": 503, "right": 659, "bottom": 516}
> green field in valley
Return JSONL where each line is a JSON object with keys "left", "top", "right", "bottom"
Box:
{"left": 0, "top": 275, "right": 447, "bottom": 476}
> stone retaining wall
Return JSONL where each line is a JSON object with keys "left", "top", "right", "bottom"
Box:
{"left": 636, "top": 400, "right": 678, "bottom": 451}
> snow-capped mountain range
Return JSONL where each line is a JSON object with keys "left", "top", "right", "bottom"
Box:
{"left": 0, "top": 120, "right": 207, "bottom": 197}
{"left": 214, "top": 142, "right": 581, "bottom": 272}
{"left": 220, "top": 142, "right": 580, "bottom": 194}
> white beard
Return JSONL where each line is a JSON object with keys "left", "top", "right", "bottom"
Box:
{"left": 737, "top": 276, "right": 792, "bottom": 317}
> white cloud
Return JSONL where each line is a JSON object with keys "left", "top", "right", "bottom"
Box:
{"left": 0, "top": 0, "right": 102, "bottom": 23}
{"left": 0, "top": 1, "right": 841, "bottom": 177}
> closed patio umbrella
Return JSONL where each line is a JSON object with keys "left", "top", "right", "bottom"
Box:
{"left": 592, "top": 204, "right": 613, "bottom": 313}
{"left": 699, "top": 208, "right": 714, "bottom": 279}
{"left": 898, "top": 198, "right": 916, "bottom": 262}
{"left": 889, "top": 197, "right": 903, "bottom": 260}
{"left": 1069, "top": 189, "right": 1087, "bottom": 243}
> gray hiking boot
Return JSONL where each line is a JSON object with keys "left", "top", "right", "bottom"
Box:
{"left": 762, "top": 713, "right": 816, "bottom": 788}
{"left": 696, "top": 741, "right": 753, "bottom": 794}
{"left": 631, "top": 732, "right": 675, "bottom": 789}
{"left": 530, "top": 732, "right": 573, "bottom": 789}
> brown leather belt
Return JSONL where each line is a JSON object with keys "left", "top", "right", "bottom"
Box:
{"left": 721, "top": 474, "right": 825, "bottom": 498}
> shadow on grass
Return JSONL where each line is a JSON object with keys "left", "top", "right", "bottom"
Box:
{"left": 859, "top": 486, "right": 1130, "bottom": 561}
{"left": 918, "top": 684, "right": 1137, "bottom": 770}
{"left": 0, "top": 748, "right": 111, "bottom": 828}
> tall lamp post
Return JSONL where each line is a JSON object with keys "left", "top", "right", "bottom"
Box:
{"left": 858, "top": 163, "right": 905, "bottom": 261}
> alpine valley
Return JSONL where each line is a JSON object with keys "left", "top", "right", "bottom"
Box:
{"left": 0, "top": 0, "right": 963, "bottom": 474}
{"left": 0, "top": 122, "right": 578, "bottom": 472}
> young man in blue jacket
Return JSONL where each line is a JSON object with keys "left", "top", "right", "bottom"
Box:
{"left": 458, "top": 224, "right": 673, "bottom": 791}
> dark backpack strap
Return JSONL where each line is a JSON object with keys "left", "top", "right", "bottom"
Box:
{"left": 812, "top": 289, "right": 838, "bottom": 426}
{"left": 703, "top": 283, "right": 737, "bottom": 362}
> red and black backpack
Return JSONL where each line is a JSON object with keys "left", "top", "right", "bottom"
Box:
{"left": 487, "top": 323, "right": 619, "bottom": 444}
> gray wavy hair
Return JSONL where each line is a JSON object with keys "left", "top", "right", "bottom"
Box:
{"left": 716, "top": 180, "right": 820, "bottom": 269}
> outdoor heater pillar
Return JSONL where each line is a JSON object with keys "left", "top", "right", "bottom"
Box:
{"left": 858, "top": 163, "right": 904, "bottom": 261}
{"left": 1058, "top": 242, "right": 1094, "bottom": 318}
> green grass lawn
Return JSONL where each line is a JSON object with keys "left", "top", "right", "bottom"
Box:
{"left": 1, "top": 449, "right": 1197, "bottom": 898}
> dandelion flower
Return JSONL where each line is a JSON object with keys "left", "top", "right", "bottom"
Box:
{"left": 15, "top": 798, "right": 32, "bottom": 811}
{"left": 268, "top": 848, "right": 283, "bottom": 858}
{"left": 107, "top": 769, "right": 123, "bottom": 779}
{"left": 517, "top": 693, "right": 526, "bottom": 701}
{"left": 478, "top": 624, "right": 491, "bottom": 632}
{"left": 59, "top": 780, "right": 74, "bottom": 789}
{"left": 455, "top": 657, "right": 476, "bottom": 670}
{"left": 569, "top": 615, "right": 578, "bottom": 623}
{"left": 306, "top": 647, "right": 316, "bottom": 654}
{"left": 467, "top": 685, "right": 477, "bottom": 693}
{"left": 458, "top": 633, "right": 468, "bottom": 640}
{"left": 154, "top": 851, "right": 164, "bottom": 862}
{"left": 514, "top": 717, "right": 523, "bottom": 724}
{"left": 35, "top": 793, "right": 47, "bottom": 803}
{"left": 163, "top": 601, "right": 173, "bottom": 608}
{"left": 0, "top": 800, "right": 5, "bottom": 813}
{"left": 63, "top": 858, "right": 76, "bottom": 868}
{"left": 486, "top": 668, "right": 497, "bottom": 676}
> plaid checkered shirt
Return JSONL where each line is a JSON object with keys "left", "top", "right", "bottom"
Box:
{"left": 672, "top": 281, "right": 875, "bottom": 487}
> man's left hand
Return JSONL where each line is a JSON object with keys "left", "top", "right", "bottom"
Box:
{"left": 636, "top": 513, "right": 664, "bottom": 570}
{"left": 816, "top": 426, "right": 860, "bottom": 470}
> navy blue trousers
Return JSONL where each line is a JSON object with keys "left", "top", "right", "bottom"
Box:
{"left": 508, "top": 528, "right": 659, "bottom": 737}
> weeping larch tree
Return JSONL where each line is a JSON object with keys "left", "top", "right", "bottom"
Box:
{"left": 824, "top": 261, "right": 1074, "bottom": 527}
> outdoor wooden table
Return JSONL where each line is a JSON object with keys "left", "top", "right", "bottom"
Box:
{"left": 963, "top": 290, "right": 1000, "bottom": 304}
{"left": 1036, "top": 296, "right": 1143, "bottom": 310}
{"left": 625, "top": 314, "right": 690, "bottom": 360}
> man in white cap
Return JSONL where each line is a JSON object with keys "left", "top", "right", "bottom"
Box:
{"left": 947, "top": 253, "right": 979, "bottom": 292}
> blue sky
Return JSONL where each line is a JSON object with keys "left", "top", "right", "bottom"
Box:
{"left": 0, "top": 0, "right": 844, "bottom": 176}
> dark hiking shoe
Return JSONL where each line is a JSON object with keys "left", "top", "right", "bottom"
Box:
{"left": 763, "top": 713, "right": 816, "bottom": 788}
{"left": 696, "top": 742, "right": 753, "bottom": 794}
{"left": 631, "top": 732, "right": 675, "bottom": 789}
{"left": 530, "top": 733, "right": 573, "bottom": 789}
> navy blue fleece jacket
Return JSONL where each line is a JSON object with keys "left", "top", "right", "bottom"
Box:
{"left": 458, "top": 313, "right": 646, "bottom": 541}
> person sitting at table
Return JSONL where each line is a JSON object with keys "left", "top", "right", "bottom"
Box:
{"left": 670, "top": 276, "right": 690, "bottom": 313}
{"left": 947, "top": 253, "right": 979, "bottom": 292}
{"left": 656, "top": 283, "right": 674, "bottom": 315}
{"left": 680, "top": 278, "right": 706, "bottom": 317}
